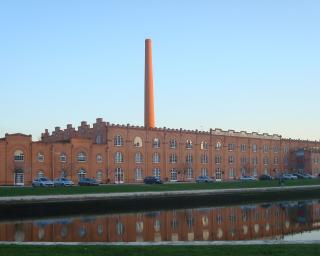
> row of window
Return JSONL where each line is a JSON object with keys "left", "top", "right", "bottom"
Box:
{"left": 113, "top": 135, "right": 289, "bottom": 154}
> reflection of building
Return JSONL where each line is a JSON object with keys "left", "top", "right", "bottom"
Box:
{"left": 1, "top": 38, "right": 320, "bottom": 185}
{"left": 0, "top": 201, "right": 319, "bottom": 242}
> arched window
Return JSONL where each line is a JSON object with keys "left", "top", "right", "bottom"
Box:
{"left": 153, "top": 138, "right": 160, "bottom": 148}
{"left": 169, "top": 139, "right": 177, "bottom": 149}
{"left": 37, "top": 170, "right": 44, "bottom": 179}
{"left": 115, "top": 152, "right": 124, "bottom": 163}
{"left": 201, "top": 141, "right": 208, "bottom": 150}
{"left": 96, "top": 154, "right": 103, "bottom": 163}
{"left": 60, "top": 153, "right": 67, "bottom": 162}
{"left": 153, "top": 152, "right": 160, "bottom": 163}
{"left": 114, "top": 135, "right": 124, "bottom": 146}
{"left": 135, "top": 152, "right": 143, "bottom": 163}
{"left": 96, "top": 170, "right": 103, "bottom": 183}
{"left": 153, "top": 168, "right": 161, "bottom": 178}
{"left": 186, "top": 154, "right": 193, "bottom": 164}
{"left": 135, "top": 168, "right": 143, "bottom": 181}
{"left": 133, "top": 136, "right": 143, "bottom": 147}
{"left": 215, "top": 142, "right": 222, "bottom": 150}
{"left": 37, "top": 152, "right": 44, "bottom": 162}
{"left": 170, "top": 169, "right": 178, "bottom": 182}
{"left": 186, "top": 139, "right": 193, "bottom": 149}
{"left": 115, "top": 167, "right": 124, "bottom": 184}
{"left": 169, "top": 154, "right": 177, "bottom": 163}
{"left": 96, "top": 134, "right": 103, "bottom": 144}
{"left": 77, "top": 152, "right": 87, "bottom": 162}
{"left": 14, "top": 150, "right": 24, "bottom": 161}
{"left": 201, "top": 154, "right": 208, "bottom": 164}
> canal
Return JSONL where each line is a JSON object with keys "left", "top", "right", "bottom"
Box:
{"left": 1, "top": 199, "right": 319, "bottom": 243}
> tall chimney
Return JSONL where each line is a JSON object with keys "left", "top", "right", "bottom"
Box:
{"left": 144, "top": 38, "right": 155, "bottom": 128}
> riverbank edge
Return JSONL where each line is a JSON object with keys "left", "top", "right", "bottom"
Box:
{"left": 0, "top": 244, "right": 320, "bottom": 256}
{"left": 0, "top": 185, "right": 320, "bottom": 220}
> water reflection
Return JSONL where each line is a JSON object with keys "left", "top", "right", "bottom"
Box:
{"left": 1, "top": 200, "right": 320, "bottom": 243}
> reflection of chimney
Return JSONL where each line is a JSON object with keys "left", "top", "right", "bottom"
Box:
{"left": 144, "top": 38, "right": 155, "bottom": 128}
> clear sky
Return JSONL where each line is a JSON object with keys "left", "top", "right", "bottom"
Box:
{"left": 0, "top": 0, "right": 319, "bottom": 141}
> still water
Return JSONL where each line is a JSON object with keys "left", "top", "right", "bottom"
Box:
{"left": 1, "top": 199, "right": 320, "bottom": 243}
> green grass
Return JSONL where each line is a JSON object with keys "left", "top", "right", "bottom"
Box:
{"left": 1, "top": 179, "right": 320, "bottom": 197}
{"left": 0, "top": 244, "right": 320, "bottom": 256}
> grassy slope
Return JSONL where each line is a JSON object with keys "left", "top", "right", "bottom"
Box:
{"left": 1, "top": 179, "right": 320, "bottom": 197}
{"left": 0, "top": 244, "right": 320, "bottom": 256}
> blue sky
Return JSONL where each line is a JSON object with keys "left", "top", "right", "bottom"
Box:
{"left": 0, "top": 0, "right": 319, "bottom": 140}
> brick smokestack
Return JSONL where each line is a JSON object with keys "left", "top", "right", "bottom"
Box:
{"left": 144, "top": 38, "right": 155, "bottom": 128}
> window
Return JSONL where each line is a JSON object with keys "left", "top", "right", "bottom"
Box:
{"left": 135, "top": 152, "right": 143, "bottom": 163}
{"left": 273, "top": 145, "right": 280, "bottom": 153}
{"left": 14, "top": 150, "right": 24, "bottom": 161}
{"left": 240, "top": 156, "right": 247, "bottom": 165}
{"left": 37, "top": 152, "right": 44, "bottom": 162}
{"left": 200, "top": 154, "right": 208, "bottom": 164}
{"left": 264, "top": 167, "right": 269, "bottom": 175}
{"left": 252, "top": 156, "right": 258, "bottom": 165}
{"left": 263, "top": 145, "right": 269, "bottom": 153}
{"left": 215, "top": 155, "right": 222, "bottom": 164}
{"left": 170, "top": 169, "right": 178, "bottom": 181}
{"left": 96, "top": 134, "right": 103, "bottom": 144}
{"left": 153, "top": 138, "right": 160, "bottom": 148}
{"left": 186, "top": 168, "right": 193, "bottom": 180}
{"left": 284, "top": 156, "right": 288, "bottom": 165}
{"left": 78, "top": 169, "right": 86, "bottom": 180}
{"left": 215, "top": 142, "right": 222, "bottom": 150}
{"left": 96, "top": 170, "right": 103, "bottom": 182}
{"left": 241, "top": 167, "right": 246, "bottom": 176}
{"left": 263, "top": 157, "right": 269, "bottom": 165}
{"left": 152, "top": 152, "right": 160, "bottom": 163}
{"left": 284, "top": 146, "right": 289, "bottom": 154}
{"left": 228, "top": 155, "right": 235, "bottom": 164}
{"left": 37, "top": 170, "right": 44, "bottom": 179}
{"left": 201, "top": 168, "right": 208, "bottom": 176}
{"left": 186, "top": 140, "right": 193, "bottom": 149}
{"left": 169, "top": 139, "right": 177, "bottom": 149}
{"left": 169, "top": 154, "right": 177, "bottom": 163}
{"left": 133, "top": 136, "right": 143, "bottom": 147}
{"left": 252, "top": 144, "right": 257, "bottom": 152}
{"left": 186, "top": 154, "right": 193, "bottom": 164}
{"left": 115, "top": 167, "right": 124, "bottom": 184}
{"left": 201, "top": 141, "right": 208, "bottom": 150}
{"left": 240, "top": 144, "right": 247, "bottom": 152}
{"left": 115, "top": 152, "right": 124, "bottom": 163}
{"left": 253, "top": 167, "right": 257, "bottom": 177}
{"left": 60, "top": 153, "right": 67, "bottom": 162}
{"left": 274, "top": 156, "right": 279, "bottom": 165}
{"left": 153, "top": 168, "right": 161, "bottom": 178}
{"left": 229, "top": 168, "right": 235, "bottom": 178}
{"left": 77, "top": 152, "right": 87, "bottom": 162}
{"left": 228, "top": 143, "right": 235, "bottom": 151}
{"left": 96, "top": 154, "right": 103, "bottom": 163}
{"left": 114, "top": 135, "right": 124, "bottom": 146}
{"left": 215, "top": 168, "right": 222, "bottom": 181}
{"left": 135, "top": 168, "right": 143, "bottom": 181}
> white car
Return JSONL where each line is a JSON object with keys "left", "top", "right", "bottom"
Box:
{"left": 240, "top": 175, "right": 257, "bottom": 181}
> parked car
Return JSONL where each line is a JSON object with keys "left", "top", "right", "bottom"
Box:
{"left": 259, "top": 174, "right": 273, "bottom": 181}
{"left": 196, "top": 176, "right": 214, "bottom": 183}
{"left": 78, "top": 178, "right": 99, "bottom": 186}
{"left": 53, "top": 177, "right": 74, "bottom": 187}
{"left": 32, "top": 177, "right": 54, "bottom": 187}
{"left": 282, "top": 174, "right": 298, "bottom": 180}
{"left": 240, "top": 175, "right": 257, "bottom": 181}
{"left": 293, "top": 172, "right": 312, "bottom": 179}
{"left": 143, "top": 176, "right": 163, "bottom": 184}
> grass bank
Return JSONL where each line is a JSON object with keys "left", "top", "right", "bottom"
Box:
{"left": 0, "top": 244, "right": 320, "bottom": 256}
{"left": 1, "top": 179, "right": 320, "bottom": 197}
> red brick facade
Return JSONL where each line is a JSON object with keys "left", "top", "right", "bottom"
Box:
{"left": 1, "top": 118, "right": 320, "bottom": 186}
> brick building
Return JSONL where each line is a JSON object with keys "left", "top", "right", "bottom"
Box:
{"left": 1, "top": 39, "right": 319, "bottom": 186}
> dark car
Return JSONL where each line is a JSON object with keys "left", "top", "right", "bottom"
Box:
{"left": 293, "top": 172, "right": 312, "bottom": 179}
{"left": 78, "top": 178, "right": 99, "bottom": 186}
{"left": 143, "top": 176, "right": 163, "bottom": 184}
{"left": 259, "top": 174, "right": 273, "bottom": 181}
